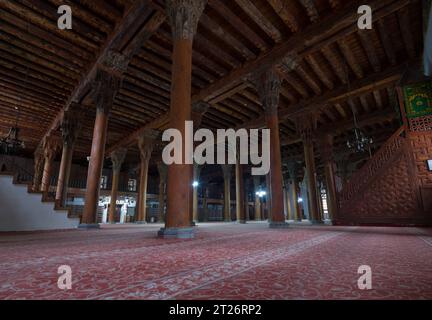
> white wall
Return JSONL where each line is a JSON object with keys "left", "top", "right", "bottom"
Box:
{"left": 0, "top": 175, "right": 79, "bottom": 232}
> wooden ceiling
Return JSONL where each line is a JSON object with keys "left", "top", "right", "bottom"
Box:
{"left": 0, "top": 0, "right": 425, "bottom": 173}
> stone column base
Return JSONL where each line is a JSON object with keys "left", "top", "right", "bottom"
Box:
{"left": 158, "top": 227, "right": 195, "bottom": 239}
{"left": 237, "top": 220, "right": 246, "bottom": 224}
{"left": 190, "top": 221, "right": 197, "bottom": 226}
{"left": 135, "top": 221, "right": 147, "bottom": 224}
{"left": 78, "top": 223, "right": 100, "bottom": 229}
{"left": 269, "top": 221, "right": 289, "bottom": 228}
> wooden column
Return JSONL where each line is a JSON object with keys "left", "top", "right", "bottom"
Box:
{"left": 297, "top": 114, "right": 321, "bottom": 224}
{"left": 41, "top": 136, "right": 59, "bottom": 193}
{"left": 319, "top": 134, "right": 338, "bottom": 222}
{"left": 157, "top": 161, "right": 168, "bottom": 223}
{"left": 253, "top": 176, "right": 262, "bottom": 220}
{"left": 287, "top": 161, "right": 301, "bottom": 221}
{"left": 55, "top": 109, "right": 82, "bottom": 208}
{"left": 136, "top": 130, "right": 157, "bottom": 223}
{"left": 202, "top": 186, "right": 209, "bottom": 221}
{"left": 235, "top": 157, "right": 246, "bottom": 224}
{"left": 221, "top": 164, "right": 232, "bottom": 222}
{"left": 108, "top": 148, "right": 127, "bottom": 224}
{"left": 192, "top": 164, "right": 202, "bottom": 223}
{"left": 244, "top": 178, "right": 251, "bottom": 221}
{"left": 189, "top": 101, "right": 209, "bottom": 225}
{"left": 81, "top": 70, "right": 120, "bottom": 227}
{"left": 253, "top": 68, "right": 288, "bottom": 228}
{"left": 32, "top": 148, "right": 44, "bottom": 192}
{"left": 284, "top": 178, "right": 292, "bottom": 220}
{"left": 160, "top": 0, "right": 206, "bottom": 239}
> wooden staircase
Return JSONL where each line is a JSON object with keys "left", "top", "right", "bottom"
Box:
{"left": 336, "top": 127, "right": 427, "bottom": 225}
{"left": 0, "top": 169, "right": 80, "bottom": 232}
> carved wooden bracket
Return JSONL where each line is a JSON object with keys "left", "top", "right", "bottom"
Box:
{"left": 60, "top": 108, "right": 83, "bottom": 147}
{"left": 137, "top": 129, "right": 159, "bottom": 162}
{"left": 295, "top": 112, "right": 318, "bottom": 145}
{"left": 110, "top": 147, "right": 127, "bottom": 173}
{"left": 191, "top": 101, "right": 210, "bottom": 126}
{"left": 157, "top": 161, "right": 168, "bottom": 183}
{"left": 91, "top": 68, "right": 121, "bottom": 115}
{"left": 252, "top": 68, "right": 282, "bottom": 115}
{"left": 166, "top": 0, "right": 207, "bottom": 40}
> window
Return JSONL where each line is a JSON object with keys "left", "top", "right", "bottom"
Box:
{"left": 100, "top": 176, "right": 108, "bottom": 189}
{"left": 128, "top": 179, "right": 137, "bottom": 192}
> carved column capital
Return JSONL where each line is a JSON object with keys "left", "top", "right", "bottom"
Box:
{"left": 43, "top": 136, "right": 60, "bottom": 160}
{"left": 191, "top": 101, "right": 210, "bottom": 126}
{"left": 286, "top": 160, "right": 300, "bottom": 182}
{"left": 279, "top": 53, "right": 299, "bottom": 73}
{"left": 91, "top": 68, "right": 121, "bottom": 115}
{"left": 100, "top": 50, "right": 129, "bottom": 75}
{"left": 157, "top": 161, "right": 168, "bottom": 183}
{"left": 295, "top": 113, "right": 317, "bottom": 145}
{"left": 110, "top": 147, "right": 127, "bottom": 173}
{"left": 252, "top": 68, "right": 282, "bottom": 115}
{"left": 137, "top": 129, "right": 159, "bottom": 162}
{"left": 166, "top": 0, "right": 207, "bottom": 40}
{"left": 60, "top": 109, "right": 82, "bottom": 147}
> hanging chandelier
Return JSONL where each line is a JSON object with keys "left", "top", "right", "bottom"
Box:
{"left": 344, "top": 62, "right": 373, "bottom": 155}
{"left": 346, "top": 125, "right": 373, "bottom": 154}
{"left": 0, "top": 108, "right": 25, "bottom": 155}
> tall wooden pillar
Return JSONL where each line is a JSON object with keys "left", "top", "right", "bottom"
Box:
{"left": 55, "top": 109, "right": 82, "bottom": 208}
{"left": 108, "top": 148, "right": 127, "bottom": 224}
{"left": 160, "top": 0, "right": 206, "bottom": 239}
{"left": 157, "top": 161, "right": 168, "bottom": 222}
{"left": 136, "top": 130, "right": 157, "bottom": 223}
{"left": 297, "top": 114, "right": 321, "bottom": 224}
{"left": 221, "top": 164, "right": 232, "bottom": 222}
{"left": 244, "top": 177, "right": 251, "bottom": 221}
{"left": 253, "top": 68, "right": 288, "bottom": 228}
{"left": 235, "top": 157, "right": 246, "bottom": 224}
{"left": 319, "top": 134, "right": 338, "bottom": 222}
{"left": 81, "top": 70, "right": 120, "bottom": 227}
{"left": 287, "top": 161, "right": 301, "bottom": 221}
{"left": 190, "top": 101, "right": 210, "bottom": 225}
{"left": 202, "top": 186, "right": 209, "bottom": 221}
{"left": 32, "top": 148, "right": 44, "bottom": 192}
{"left": 283, "top": 178, "right": 292, "bottom": 220}
{"left": 253, "top": 176, "right": 262, "bottom": 220}
{"left": 41, "top": 136, "right": 59, "bottom": 193}
{"left": 192, "top": 164, "right": 202, "bottom": 223}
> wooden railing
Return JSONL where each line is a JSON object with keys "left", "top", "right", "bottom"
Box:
{"left": 339, "top": 127, "right": 406, "bottom": 204}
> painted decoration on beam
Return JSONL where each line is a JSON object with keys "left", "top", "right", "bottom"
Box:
{"left": 403, "top": 81, "right": 432, "bottom": 118}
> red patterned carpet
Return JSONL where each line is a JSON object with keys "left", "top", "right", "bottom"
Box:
{"left": 0, "top": 222, "right": 432, "bottom": 300}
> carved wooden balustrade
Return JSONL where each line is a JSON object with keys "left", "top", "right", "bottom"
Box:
{"left": 339, "top": 127, "right": 406, "bottom": 205}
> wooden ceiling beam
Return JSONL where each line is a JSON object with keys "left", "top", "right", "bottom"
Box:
{"left": 107, "top": 0, "right": 410, "bottom": 154}
{"left": 268, "top": 0, "right": 300, "bottom": 33}
{"left": 234, "top": 0, "right": 283, "bottom": 43}
{"left": 38, "top": 0, "right": 163, "bottom": 150}
{"left": 199, "top": 13, "right": 256, "bottom": 60}
{"left": 305, "top": 53, "right": 334, "bottom": 90}
{"left": 357, "top": 29, "right": 382, "bottom": 72}
{"left": 397, "top": 8, "right": 417, "bottom": 59}
{"left": 209, "top": 0, "right": 269, "bottom": 51}
{"left": 377, "top": 18, "right": 398, "bottom": 65}
{"left": 337, "top": 38, "right": 364, "bottom": 78}
{"left": 299, "top": 0, "right": 320, "bottom": 23}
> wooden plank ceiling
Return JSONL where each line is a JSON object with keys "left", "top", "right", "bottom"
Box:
{"left": 0, "top": 0, "right": 425, "bottom": 175}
